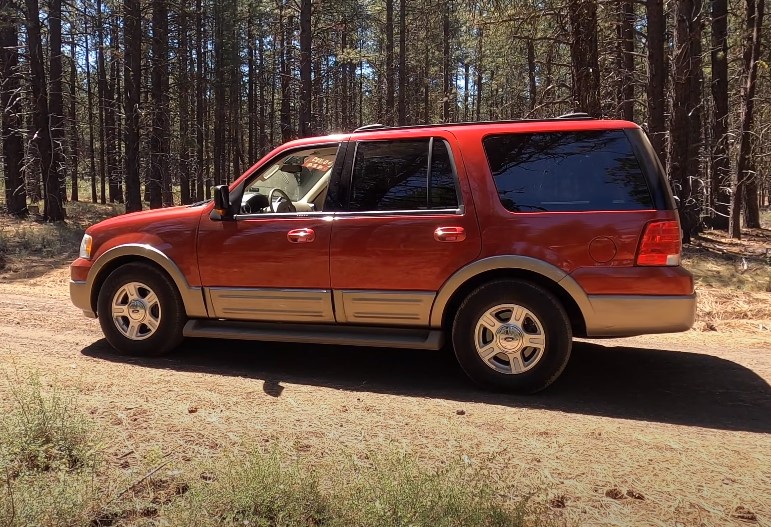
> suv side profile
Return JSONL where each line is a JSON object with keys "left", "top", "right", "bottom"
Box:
{"left": 70, "top": 116, "right": 696, "bottom": 393}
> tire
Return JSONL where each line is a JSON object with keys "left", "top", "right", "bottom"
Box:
{"left": 451, "top": 279, "right": 572, "bottom": 393}
{"left": 97, "top": 262, "right": 186, "bottom": 356}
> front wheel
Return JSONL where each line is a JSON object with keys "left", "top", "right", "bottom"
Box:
{"left": 97, "top": 262, "right": 186, "bottom": 356}
{"left": 451, "top": 279, "right": 572, "bottom": 393}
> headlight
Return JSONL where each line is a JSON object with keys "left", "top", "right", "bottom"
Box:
{"left": 79, "top": 234, "right": 93, "bottom": 260}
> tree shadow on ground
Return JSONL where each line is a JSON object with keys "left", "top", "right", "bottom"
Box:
{"left": 81, "top": 338, "right": 771, "bottom": 434}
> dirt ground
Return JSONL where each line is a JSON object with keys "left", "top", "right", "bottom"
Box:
{"left": 0, "top": 266, "right": 769, "bottom": 527}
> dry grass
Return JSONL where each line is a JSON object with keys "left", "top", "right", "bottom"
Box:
{"left": 0, "top": 201, "right": 121, "bottom": 280}
{"left": 683, "top": 210, "right": 771, "bottom": 332}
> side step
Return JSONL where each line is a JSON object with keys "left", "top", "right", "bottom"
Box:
{"left": 183, "top": 319, "right": 444, "bottom": 350}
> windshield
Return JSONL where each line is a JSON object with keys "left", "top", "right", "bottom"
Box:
{"left": 247, "top": 147, "right": 338, "bottom": 202}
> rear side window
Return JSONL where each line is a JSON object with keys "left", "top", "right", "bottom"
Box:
{"left": 349, "top": 139, "right": 459, "bottom": 212}
{"left": 483, "top": 130, "right": 653, "bottom": 212}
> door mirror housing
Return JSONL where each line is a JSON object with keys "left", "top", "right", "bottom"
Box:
{"left": 212, "top": 185, "right": 232, "bottom": 220}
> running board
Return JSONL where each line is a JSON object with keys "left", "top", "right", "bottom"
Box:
{"left": 183, "top": 319, "right": 444, "bottom": 350}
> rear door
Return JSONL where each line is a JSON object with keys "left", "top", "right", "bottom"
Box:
{"left": 329, "top": 132, "right": 481, "bottom": 326}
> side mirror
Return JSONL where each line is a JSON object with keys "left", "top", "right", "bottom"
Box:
{"left": 212, "top": 185, "right": 232, "bottom": 219}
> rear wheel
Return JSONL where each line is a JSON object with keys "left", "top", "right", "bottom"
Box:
{"left": 97, "top": 262, "right": 185, "bottom": 356}
{"left": 451, "top": 279, "right": 572, "bottom": 393}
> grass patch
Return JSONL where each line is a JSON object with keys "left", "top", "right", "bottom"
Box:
{"left": 0, "top": 373, "right": 103, "bottom": 527}
{"left": 0, "top": 374, "right": 549, "bottom": 527}
{"left": 165, "top": 449, "right": 543, "bottom": 527}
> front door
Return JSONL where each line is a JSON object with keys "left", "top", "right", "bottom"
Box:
{"left": 330, "top": 134, "right": 481, "bottom": 326}
{"left": 197, "top": 143, "right": 342, "bottom": 323}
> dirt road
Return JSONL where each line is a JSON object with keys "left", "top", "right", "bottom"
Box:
{"left": 1, "top": 268, "right": 769, "bottom": 526}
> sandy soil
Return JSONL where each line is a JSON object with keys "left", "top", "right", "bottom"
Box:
{"left": 0, "top": 267, "right": 769, "bottom": 526}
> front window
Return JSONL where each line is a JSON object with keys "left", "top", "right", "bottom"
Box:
{"left": 242, "top": 145, "right": 339, "bottom": 213}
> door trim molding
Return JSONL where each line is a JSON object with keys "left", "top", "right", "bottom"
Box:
{"left": 206, "top": 287, "right": 335, "bottom": 323}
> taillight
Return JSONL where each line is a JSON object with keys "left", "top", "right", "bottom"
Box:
{"left": 636, "top": 220, "right": 682, "bottom": 266}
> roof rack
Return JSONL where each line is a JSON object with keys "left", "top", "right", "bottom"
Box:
{"left": 556, "top": 112, "right": 592, "bottom": 119}
{"left": 353, "top": 123, "right": 386, "bottom": 133}
{"left": 349, "top": 114, "right": 598, "bottom": 134}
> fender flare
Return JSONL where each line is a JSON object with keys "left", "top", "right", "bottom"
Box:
{"left": 87, "top": 244, "right": 208, "bottom": 318}
{"left": 428, "top": 255, "right": 593, "bottom": 328}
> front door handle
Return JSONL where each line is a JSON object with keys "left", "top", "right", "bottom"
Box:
{"left": 287, "top": 228, "right": 316, "bottom": 243}
{"left": 434, "top": 226, "right": 466, "bottom": 242}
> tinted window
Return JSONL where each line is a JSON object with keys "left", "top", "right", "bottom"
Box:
{"left": 349, "top": 139, "right": 459, "bottom": 211}
{"left": 429, "top": 140, "right": 459, "bottom": 209}
{"left": 483, "top": 130, "right": 653, "bottom": 212}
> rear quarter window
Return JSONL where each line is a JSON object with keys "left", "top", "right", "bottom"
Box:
{"left": 483, "top": 130, "right": 654, "bottom": 212}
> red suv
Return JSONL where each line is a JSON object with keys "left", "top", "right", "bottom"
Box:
{"left": 70, "top": 116, "right": 695, "bottom": 393}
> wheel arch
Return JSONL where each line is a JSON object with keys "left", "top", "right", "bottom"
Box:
{"left": 431, "top": 256, "right": 590, "bottom": 338}
{"left": 88, "top": 244, "right": 207, "bottom": 318}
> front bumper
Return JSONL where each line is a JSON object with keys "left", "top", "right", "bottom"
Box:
{"left": 69, "top": 280, "right": 96, "bottom": 318}
{"left": 583, "top": 293, "right": 697, "bottom": 337}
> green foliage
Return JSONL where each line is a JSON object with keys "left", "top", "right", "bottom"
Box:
{"left": 164, "top": 449, "right": 544, "bottom": 527}
{"left": 0, "top": 373, "right": 103, "bottom": 527}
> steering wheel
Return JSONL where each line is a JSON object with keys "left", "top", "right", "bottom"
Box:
{"left": 268, "top": 188, "right": 296, "bottom": 213}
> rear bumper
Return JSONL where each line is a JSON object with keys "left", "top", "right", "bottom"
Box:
{"left": 583, "top": 293, "right": 696, "bottom": 337}
{"left": 69, "top": 280, "right": 96, "bottom": 318}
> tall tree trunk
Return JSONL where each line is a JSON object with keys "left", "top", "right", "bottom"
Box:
{"left": 179, "top": 5, "right": 191, "bottom": 204}
{"left": 247, "top": 13, "right": 255, "bottom": 160}
{"left": 732, "top": 0, "right": 765, "bottom": 235}
{"left": 527, "top": 39, "right": 537, "bottom": 113}
{"left": 123, "top": 0, "right": 142, "bottom": 213}
{"left": 299, "top": 0, "right": 312, "bottom": 137}
{"left": 385, "top": 0, "right": 394, "bottom": 125}
{"left": 646, "top": 0, "right": 667, "bottom": 163}
{"left": 397, "top": 0, "right": 406, "bottom": 125}
{"left": 341, "top": 31, "right": 349, "bottom": 131}
{"left": 711, "top": 0, "right": 730, "bottom": 229}
{"left": 195, "top": 0, "right": 205, "bottom": 200}
{"left": 475, "top": 25, "right": 483, "bottom": 121}
{"left": 50, "top": 0, "right": 66, "bottom": 204}
{"left": 26, "top": 0, "right": 64, "bottom": 220}
{"left": 258, "top": 20, "right": 267, "bottom": 155}
{"left": 96, "top": 0, "right": 107, "bottom": 204}
{"left": 568, "top": 0, "right": 601, "bottom": 116}
{"left": 106, "top": 24, "right": 120, "bottom": 203}
{"left": 280, "top": 10, "right": 293, "bottom": 141}
{"left": 85, "top": 21, "right": 98, "bottom": 204}
{"left": 442, "top": 2, "right": 451, "bottom": 122}
{"left": 617, "top": 0, "right": 635, "bottom": 120}
{"left": 0, "top": 0, "right": 27, "bottom": 215}
{"left": 150, "top": 0, "right": 169, "bottom": 208}
{"left": 69, "top": 34, "right": 79, "bottom": 201}
{"left": 670, "top": 0, "right": 703, "bottom": 242}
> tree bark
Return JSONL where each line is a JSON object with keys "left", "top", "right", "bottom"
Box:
{"left": 0, "top": 0, "right": 27, "bottom": 215}
{"left": 732, "top": 0, "right": 765, "bottom": 235}
{"left": 123, "top": 0, "right": 142, "bottom": 213}
{"left": 710, "top": 0, "right": 730, "bottom": 229}
{"left": 442, "top": 2, "right": 451, "bottom": 122}
{"left": 385, "top": 0, "right": 394, "bottom": 125}
{"left": 646, "top": 0, "right": 667, "bottom": 163}
{"left": 150, "top": 0, "right": 170, "bottom": 208}
{"left": 568, "top": 0, "right": 601, "bottom": 116}
{"left": 299, "top": 0, "right": 312, "bottom": 136}
{"left": 69, "top": 34, "right": 79, "bottom": 201}
{"left": 85, "top": 20, "right": 98, "bottom": 204}
{"left": 617, "top": 0, "right": 635, "bottom": 120}
{"left": 397, "top": 0, "right": 406, "bottom": 125}
{"left": 195, "top": 0, "right": 205, "bottom": 200}
{"left": 670, "top": 0, "right": 703, "bottom": 242}
{"left": 49, "top": 0, "right": 66, "bottom": 204}
{"left": 26, "top": 0, "right": 64, "bottom": 220}
{"left": 179, "top": 5, "right": 191, "bottom": 204}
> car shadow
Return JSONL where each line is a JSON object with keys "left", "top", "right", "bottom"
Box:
{"left": 80, "top": 338, "right": 771, "bottom": 434}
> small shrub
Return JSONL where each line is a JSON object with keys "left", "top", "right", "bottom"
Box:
{"left": 0, "top": 374, "right": 98, "bottom": 476}
{"left": 0, "top": 373, "right": 104, "bottom": 527}
{"left": 327, "top": 452, "right": 534, "bottom": 527}
{"left": 165, "top": 448, "right": 330, "bottom": 527}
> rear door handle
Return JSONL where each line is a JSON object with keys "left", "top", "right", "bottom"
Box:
{"left": 287, "top": 228, "right": 316, "bottom": 243}
{"left": 434, "top": 226, "right": 466, "bottom": 242}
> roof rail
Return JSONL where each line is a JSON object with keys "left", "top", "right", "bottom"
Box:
{"left": 353, "top": 123, "right": 386, "bottom": 133}
{"left": 557, "top": 112, "right": 593, "bottom": 119}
